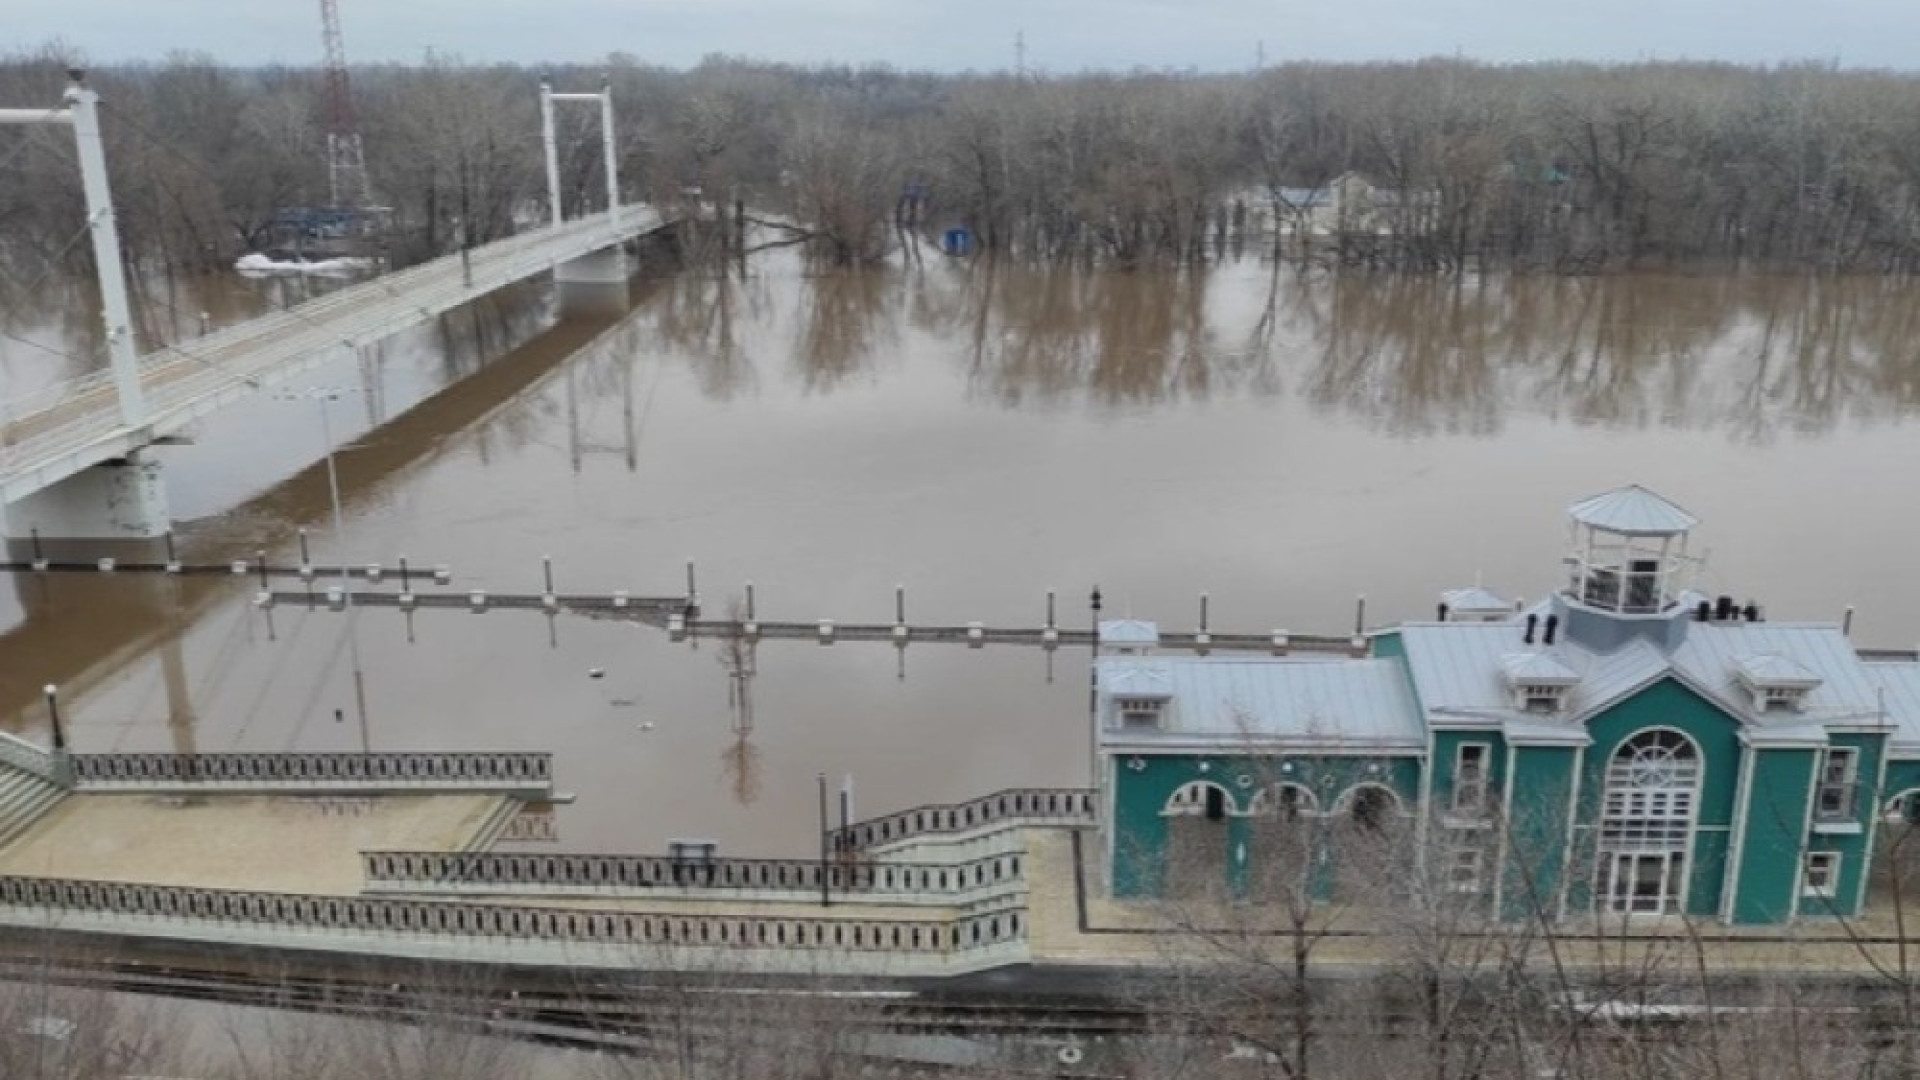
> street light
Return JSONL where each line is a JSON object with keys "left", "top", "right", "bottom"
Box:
{"left": 42, "top": 684, "right": 64, "bottom": 752}
{"left": 275, "top": 384, "right": 371, "bottom": 754}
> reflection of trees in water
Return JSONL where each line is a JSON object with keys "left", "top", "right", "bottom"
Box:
{"left": 1302, "top": 271, "right": 1920, "bottom": 442}
{"left": 793, "top": 270, "right": 892, "bottom": 393}
{"left": 921, "top": 261, "right": 1280, "bottom": 410}
{"left": 647, "top": 252, "right": 1920, "bottom": 440}
{"left": 650, "top": 273, "right": 770, "bottom": 401}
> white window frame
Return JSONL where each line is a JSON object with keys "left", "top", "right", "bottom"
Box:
{"left": 1513, "top": 684, "right": 1567, "bottom": 713}
{"left": 1116, "top": 698, "right": 1165, "bottom": 730}
{"left": 1815, "top": 748, "right": 1859, "bottom": 822}
{"left": 1446, "top": 845, "right": 1484, "bottom": 894}
{"left": 1802, "top": 851, "right": 1840, "bottom": 899}
{"left": 1451, "top": 742, "right": 1491, "bottom": 816}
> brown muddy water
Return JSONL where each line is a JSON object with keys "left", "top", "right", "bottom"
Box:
{"left": 3, "top": 255, "right": 1919, "bottom": 857}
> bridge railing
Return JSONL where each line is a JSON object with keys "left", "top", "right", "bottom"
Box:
{"left": 69, "top": 751, "right": 552, "bottom": 792}
{"left": 0, "top": 875, "right": 1025, "bottom": 958}
{"left": 829, "top": 788, "right": 1097, "bottom": 853}
{"left": 361, "top": 849, "right": 1024, "bottom": 899}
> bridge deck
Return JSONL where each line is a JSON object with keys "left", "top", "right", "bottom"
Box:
{"left": 0, "top": 206, "right": 666, "bottom": 503}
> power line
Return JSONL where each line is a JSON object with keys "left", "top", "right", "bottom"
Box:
{"left": 0, "top": 327, "right": 91, "bottom": 368}
{"left": 0, "top": 105, "right": 68, "bottom": 177}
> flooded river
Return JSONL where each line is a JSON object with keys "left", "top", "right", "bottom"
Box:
{"left": 3, "top": 254, "right": 1919, "bottom": 856}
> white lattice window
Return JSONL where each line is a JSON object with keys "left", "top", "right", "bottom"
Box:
{"left": 1596, "top": 730, "right": 1700, "bottom": 914}
{"left": 1452, "top": 743, "right": 1491, "bottom": 815}
{"left": 1815, "top": 748, "right": 1859, "bottom": 822}
{"left": 1802, "top": 852, "right": 1840, "bottom": 899}
{"left": 1446, "top": 845, "right": 1484, "bottom": 894}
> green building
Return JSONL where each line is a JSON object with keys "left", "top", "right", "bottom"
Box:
{"left": 1097, "top": 485, "right": 1920, "bottom": 925}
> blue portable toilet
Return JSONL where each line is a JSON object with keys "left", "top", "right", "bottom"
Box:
{"left": 941, "top": 227, "right": 972, "bottom": 257}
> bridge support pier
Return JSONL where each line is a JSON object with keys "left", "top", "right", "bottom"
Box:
{"left": 555, "top": 246, "right": 629, "bottom": 316}
{"left": 2, "top": 450, "right": 170, "bottom": 541}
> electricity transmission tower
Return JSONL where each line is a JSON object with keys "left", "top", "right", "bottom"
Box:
{"left": 319, "top": 0, "right": 372, "bottom": 207}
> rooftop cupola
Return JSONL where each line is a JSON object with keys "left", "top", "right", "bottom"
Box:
{"left": 1563, "top": 485, "right": 1699, "bottom": 616}
{"left": 1553, "top": 485, "right": 1704, "bottom": 653}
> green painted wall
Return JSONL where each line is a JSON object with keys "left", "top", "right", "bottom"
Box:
{"left": 1812, "top": 732, "right": 1886, "bottom": 918}
{"left": 1730, "top": 747, "right": 1817, "bottom": 924}
{"left": 1885, "top": 758, "right": 1920, "bottom": 807}
{"left": 1108, "top": 752, "right": 1422, "bottom": 897}
{"left": 1502, "top": 744, "right": 1579, "bottom": 920}
{"left": 1371, "top": 631, "right": 1405, "bottom": 661}
{"left": 1572, "top": 678, "right": 1742, "bottom": 918}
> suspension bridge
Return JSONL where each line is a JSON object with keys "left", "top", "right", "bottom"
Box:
{"left": 0, "top": 76, "right": 668, "bottom": 541}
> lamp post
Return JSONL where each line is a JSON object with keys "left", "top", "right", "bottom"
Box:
{"left": 1088, "top": 586, "right": 1103, "bottom": 786}
{"left": 278, "top": 385, "right": 371, "bottom": 754}
{"left": 42, "top": 684, "right": 64, "bottom": 752}
{"left": 817, "top": 771, "right": 832, "bottom": 908}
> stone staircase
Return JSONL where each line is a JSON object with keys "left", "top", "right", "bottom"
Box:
{"left": 0, "top": 760, "right": 67, "bottom": 849}
{"left": 459, "top": 796, "right": 525, "bottom": 854}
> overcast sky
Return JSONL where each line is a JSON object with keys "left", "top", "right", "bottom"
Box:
{"left": 7, "top": 0, "right": 1916, "bottom": 73}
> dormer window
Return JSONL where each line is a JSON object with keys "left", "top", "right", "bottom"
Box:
{"left": 1519, "top": 685, "right": 1568, "bottom": 713}
{"left": 1501, "top": 652, "right": 1579, "bottom": 714}
{"left": 1733, "top": 654, "right": 1821, "bottom": 714}
{"left": 1116, "top": 698, "right": 1166, "bottom": 730}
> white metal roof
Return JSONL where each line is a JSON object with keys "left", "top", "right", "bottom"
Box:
{"left": 1400, "top": 618, "right": 1885, "bottom": 730}
{"left": 1104, "top": 661, "right": 1172, "bottom": 697}
{"left": 1442, "top": 586, "right": 1512, "bottom": 614}
{"left": 1097, "top": 656, "right": 1423, "bottom": 750}
{"left": 1501, "top": 651, "right": 1581, "bottom": 685}
{"left": 1567, "top": 485, "right": 1700, "bottom": 536}
{"left": 1865, "top": 663, "right": 1920, "bottom": 753}
{"left": 1733, "top": 653, "right": 1823, "bottom": 690}
{"left": 1098, "top": 619, "right": 1160, "bottom": 646}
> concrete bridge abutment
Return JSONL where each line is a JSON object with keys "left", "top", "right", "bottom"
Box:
{"left": 2, "top": 450, "right": 170, "bottom": 542}
{"left": 555, "top": 246, "right": 630, "bottom": 316}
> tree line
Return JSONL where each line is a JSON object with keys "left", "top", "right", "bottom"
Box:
{"left": 8, "top": 44, "right": 1920, "bottom": 277}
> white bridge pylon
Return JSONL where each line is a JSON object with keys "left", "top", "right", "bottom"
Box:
{"left": 540, "top": 79, "right": 628, "bottom": 287}
{"left": 0, "top": 73, "right": 146, "bottom": 432}
{"left": 0, "top": 78, "right": 649, "bottom": 541}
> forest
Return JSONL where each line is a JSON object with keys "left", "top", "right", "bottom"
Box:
{"left": 7, "top": 46, "right": 1920, "bottom": 278}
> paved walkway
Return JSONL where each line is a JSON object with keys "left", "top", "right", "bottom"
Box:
{"left": 1021, "top": 826, "right": 1920, "bottom": 977}
{"left": 0, "top": 793, "right": 504, "bottom": 894}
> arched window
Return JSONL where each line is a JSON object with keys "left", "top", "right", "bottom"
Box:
{"left": 1247, "top": 783, "right": 1317, "bottom": 820}
{"left": 1334, "top": 783, "right": 1403, "bottom": 832}
{"left": 1884, "top": 790, "right": 1920, "bottom": 825}
{"left": 1597, "top": 729, "right": 1700, "bottom": 915}
{"left": 1163, "top": 781, "right": 1234, "bottom": 821}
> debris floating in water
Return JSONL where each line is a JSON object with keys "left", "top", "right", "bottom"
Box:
{"left": 234, "top": 252, "right": 376, "bottom": 277}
